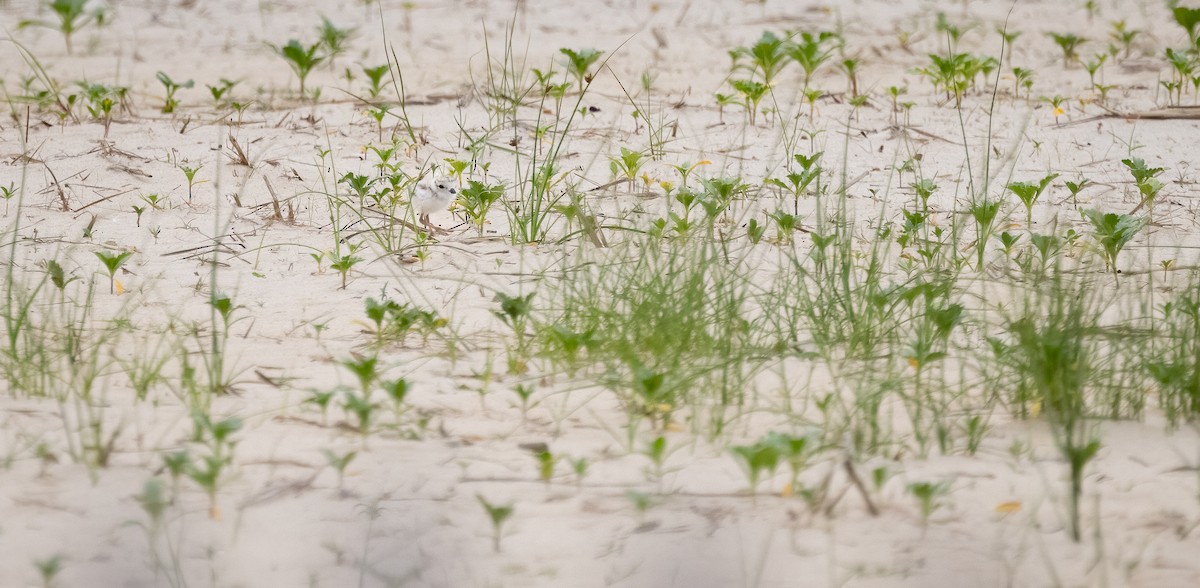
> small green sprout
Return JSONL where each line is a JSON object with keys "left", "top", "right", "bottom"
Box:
{"left": 156, "top": 71, "right": 194, "bottom": 114}
{"left": 94, "top": 250, "right": 132, "bottom": 294}
{"left": 316, "top": 16, "right": 355, "bottom": 64}
{"left": 321, "top": 449, "right": 357, "bottom": 492}
{"left": 477, "top": 495, "right": 515, "bottom": 553}
{"left": 559, "top": 47, "right": 604, "bottom": 91}
{"left": 207, "top": 78, "right": 237, "bottom": 107}
{"left": 608, "top": 147, "right": 646, "bottom": 188}
{"left": 1, "top": 182, "right": 16, "bottom": 214}
{"left": 34, "top": 554, "right": 64, "bottom": 588}
{"left": 458, "top": 181, "right": 504, "bottom": 235}
{"left": 362, "top": 64, "right": 389, "bottom": 98}
{"left": 274, "top": 39, "right": 326, "bottom": 95}
{"left": 907, "top": 481, "right": 950, "bottom": 528}
{"left": 19, "top": 0, "right": 102, "bottom": 54}
{"left": 730, "top": 79, "right": 769, "bottom": 125}
{"left": 1048, "top": 32, "right": 1086, "bottom": 67}
{"left": 180, "top": 164, "right": 204, "bottom": 201}
{"left": 1082, "top": 209, "right": 1147, "bottom": 274}
{"left": 1005, "top": 173, "right": 1059, "bottom": 224}
{"left": 730, "top": 436, "right": 782, "bottom": 499}
{"left": 1174, "top": 6, "right": 1200, "bottom": 45}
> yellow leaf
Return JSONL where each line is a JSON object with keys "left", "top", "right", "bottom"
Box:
{"left": 1052, "top": 106, "right": 1065, "bottom": 117}
{"left": 665, "top": 421, "right": 683, "bottom": 432}
{"left": 1030, "top": 400, "right": 1042, "bottom": 418}
{"left": 907, "top": 357, "right": 920, "bottom": 369}
{"left": 781, "top": 482, "right": 794, "bottom": 497}
{"left": 114, "top": 279, "right": 125, "bottom": 295}
{"left": 995, "top": 501, "right": 1022, "bottom": 514}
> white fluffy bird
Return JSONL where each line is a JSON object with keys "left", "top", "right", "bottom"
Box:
{"left": 411, "top": 176, "right": 458, "bottom": 233}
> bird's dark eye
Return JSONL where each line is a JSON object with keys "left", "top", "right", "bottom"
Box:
{"left": 437, "top": 184, "right": 445, "bottom": 189}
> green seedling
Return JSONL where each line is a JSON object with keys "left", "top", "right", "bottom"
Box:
{"left": 34, "top": 554, "right": 64, "bottom": 588}
{"left": 1174, "top": 6, "right": 1200, "bottom": 45}
{"left": 186, "top": 454, "right": 230, "bottom": 519}
{"left": 317, "top": 16, "right": 354, "bottom": 64}
{"left": 732, "top": 31, "right": 791, "bottom": 84}
{"left": 746, "top": 218, "right": 765, "bottom": 244}
{"left": 1159, "top": 259, "right": 1176, "bottom": 282}
{"left": 840, "top": 57, "right": 861, "bottom": 97}
{"left": 132, "top": 205, "right": 146, "bottom": 227}
{"left": 444, "top": 158, "right": 470, "bottom": 183}
{"left": 541, "top": 325, "right": 596, "bottom": 372}
{"left": 180, "top": 165, "right": 204, "bottom": 201}
{"left": 570, "top": 456, "right": 589, "bottom": 487}
{"left": 140, "top": 192, "right": 167, "bottom": 210}
{"left": 339, "top": 172, "right": 376, "bottom": 204}
{"left": 362, "top": 64, "right": 389, "bottom": 98}
{"left": 770, "top": 210, "right": 800, "bottom": 243}
{"left": 996, "top": 27, "right": 1021, "bottom": 61}
{"left": 1064, "top": 178, "right": 1091, "bottom": 206}
{"left": 997, "top": 231, "right": 1021, "bottom": 258}
{"left": 366, "top": 105, "right": 391, "bottom": 143}
{"left": 342, "top": 390, "right": 379, "bottom": 440}
{"left": 341, "top": 355, "right": 378, "bottom": 395}
{"left": 1082, "top": 209, "right": 1147, "bottom": 274}
{"left": 1063, "top": 437, "right": 1101, "bottom": 542}
{"left": 1049, "top": 33, "right": 1086, "bottom": 67}
{"left": 912, "top": 178, "right": 938, "bottom": 209}
{"left": 609, "top": 147, "right": 646, "bottom": 188}
{"left": 207, "top": 78, "right": 237, "bottom": 107}
{"left": 560, "top": 47, "right": 604, "bottom": 92}
{"left": 162, "top": 450, "right": 190, "bottom": 494}
{"left": 328, "top": 245, "right": 363, "bottom": 289}
{"left": 730, "top": 436, "right": 782, "bottom": 499}
{"left": 1011, "top": 67, "right": 1034, "bottom": 98}
{"left": 968, "top": 198, "right": 1003, "bottom": 269}
{"left": 730, "top": 79, "right": 769, "bottom": 125}
{"left": 382, "top": 378, "right": 409, "bottom": 416}
{"left": 535, "top": 448, "right": 556, "bottom": 485}
{"left": 156, "top": 72, "right": 193, "bottom": 114}
{"left": 94, "top": 250, "right": 132, "bottom": 294}
{"left": 1109, "top": 20, "right": 1139, "bottom": 59}
{"left": 1, "top": 182, "right": 16, "bottom": 214}
{"left": 1121, "top": 157, "right": 1164, "bottom": 186}
{"left": 77, "top": 81, "right": 122, "bottom": 136}
{"left": 935, "top": 12, "right": 969, "bottom": 49}
{"left": 1029, "top": 233, "right": 1062, "bottom": 271}
{"left": 1083, "top": 53, "right": 1107, "bottom": 87}
{"left": 1042, "top": 95, "right": 1068, "bottom": 122}
{"left": 1006, "top": 173, "right": 1058, "bottom": 224}
{"left": 274, "top": 39, "right": 326, "bottom": 95}
{"left": 363, "top": 297, "right": 443, "bottom": 346}
{"left": 907, "top": 481, "right": 949, "bottom": 528}
{"left": 321, "top": 449, "right": 357, "bottom": 492}
{"left": 714, "top": 92, "right": 738, "bottom": 123}
{"left": 512, "top": 383, "right": 535, "bottom": 420}
{"left": 494, "top": 291, "right": 535, "bottom": 361}
{"left": 19, "top": 0, "right": 102, "bottom": 54}
{"left": 458, "top": 181, "right": 505, "bottom": 235}
{"left": 305, "top": 390, "right": 336, "bottom": 423}
{"left": 477, "top": 495, "right": 514, "bottom": 553}
{"left": 644, "top": 435, "right": 668, "bottom": 485}
{"left": 788, "top": 31, "right": 837, "bottom": 88}
{"left": 886, "top": 85, "right": 907, "bottom": 121}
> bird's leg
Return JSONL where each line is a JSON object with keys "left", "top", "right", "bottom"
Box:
{"left": 419, "top": 214, "right": 448, "bottom": 235}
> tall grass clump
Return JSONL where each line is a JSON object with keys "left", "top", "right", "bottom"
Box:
{"left": 980, "top": 267, "right": 1145, "bottom": 541}
{"left": 541, "top": 235, "right": 769, "bottom": 438}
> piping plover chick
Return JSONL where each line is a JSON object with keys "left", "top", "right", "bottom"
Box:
{"left": 412, "top": 176, "right": 457, "bottom": 234}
